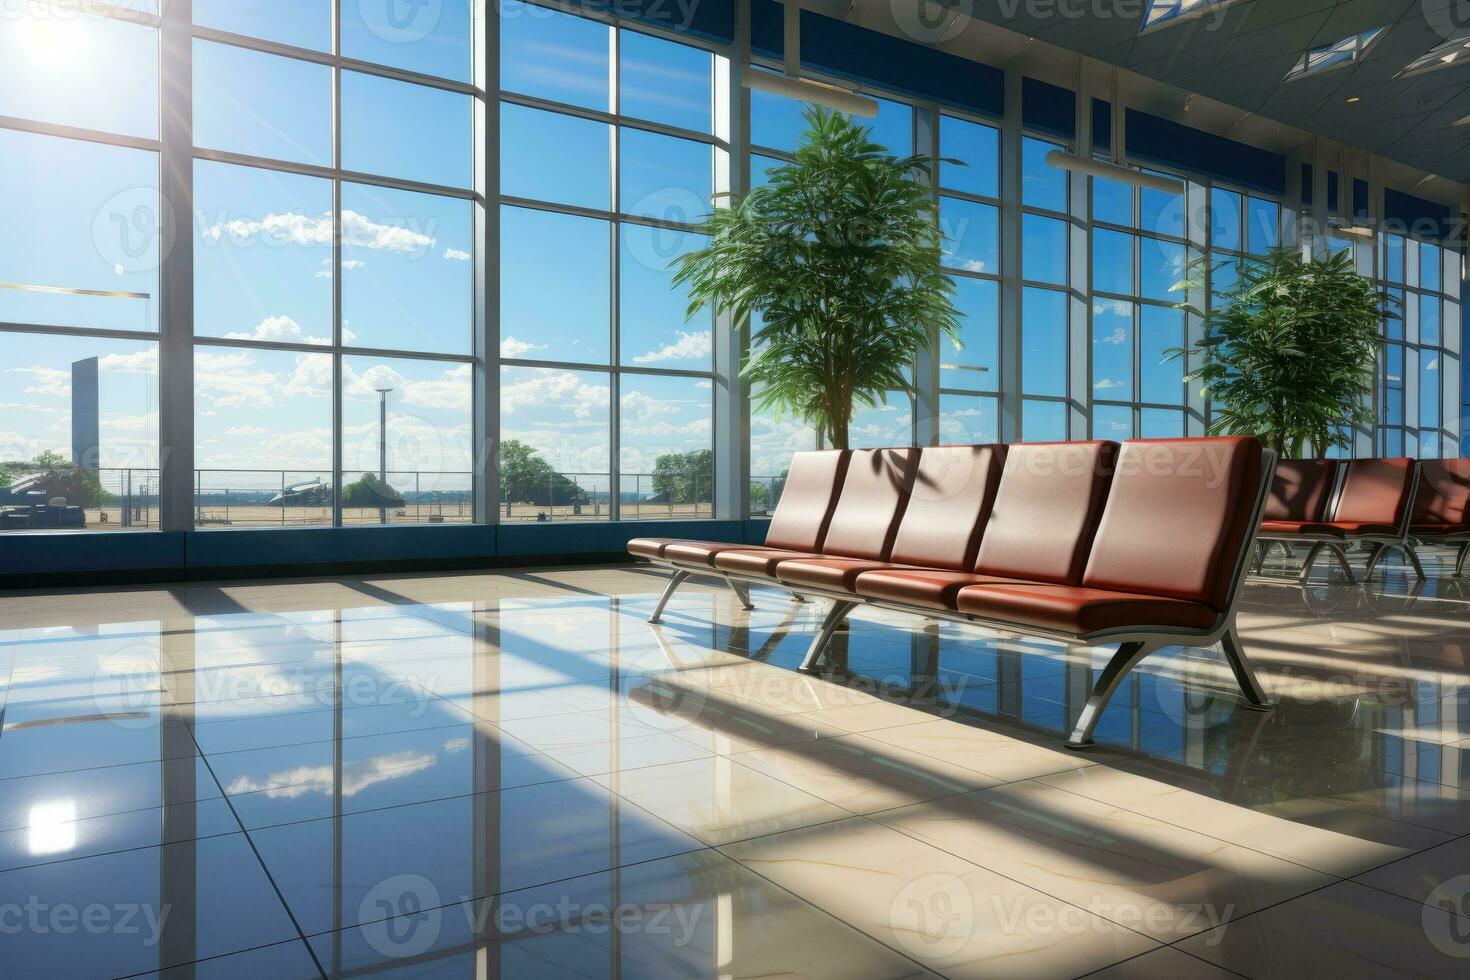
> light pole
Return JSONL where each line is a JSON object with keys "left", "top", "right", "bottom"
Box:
{"left": 376, "top": 387, "right": 393, "bottom": 524}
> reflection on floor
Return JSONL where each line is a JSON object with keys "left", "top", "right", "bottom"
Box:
{"left": 3, "top": 549, "right": 1470, "bottom": 977}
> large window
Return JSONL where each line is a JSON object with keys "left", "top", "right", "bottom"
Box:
{"left": 1379, "top": 234, "right": 1460, "bottom": 459}
{"left": 191, "top": 1, "right": 474, "bottom": 527}
{"left": 937, "top": 115, "right": 1001, "bottom": 445}
{"left": 0, "top": 6, "right": 161, "bottom": 533}
{"left": 500, "top": 1, "right": 721, "bottom": 521}
{"left": 1020, "top": 135, "right": 1071, "bottom": 441}
{"left": 1090, "top": 169, "right": 1197, "bottom": 439}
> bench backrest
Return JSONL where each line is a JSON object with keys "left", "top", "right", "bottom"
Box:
{"left": 1083, "top": 437, "right": 1263, "bottom": 612}
{"left": 819, "top": 448, "right": 919, "bottom": 560}
{"left": 1264, "top": 459, "right": 1337, "bottom": 522}
{"left": 887, "top": 445, "right": 1007, "bottom": 570}
{"left": 1329, "top": 458, "right": 1416, "bottom": 531}
{"left": 1412, "top": 459, "right": 1470, "bottom": 528}
{"left": 764, "top": 450, "right": 850, "bottom": 552}
{"left": 973, "top": 442, "right": 1118, "bottom": 584}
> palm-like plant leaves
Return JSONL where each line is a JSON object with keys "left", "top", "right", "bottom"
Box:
{"left": 673, "top": 107, "right": 959, "bottom": 448}
{"left": 1175, "top": 246, "right": 1391, "bottom": 457}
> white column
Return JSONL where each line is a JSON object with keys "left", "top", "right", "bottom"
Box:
{"left": 158, "top": 0, "right": 194, "bottom": 533}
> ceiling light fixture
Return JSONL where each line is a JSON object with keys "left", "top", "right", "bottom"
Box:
{"left": 1398, "top": 33, "right": 1470, "bottom": 79}
{"left": 1346, "top": 96, "right": 1361, "bottom": 103}
{"left": 744, "top": 1, "right": 877, "bottom": 118}
{"left": 1043, "top": 151, "right": 1186, "bottom": 194}
{"left": 1285, "top": 28, "right": 1387, "bottom": 82}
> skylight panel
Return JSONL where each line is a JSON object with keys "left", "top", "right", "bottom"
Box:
{"left": 1284, "top": 27, "right": 1385, "bottom": 81}
{"left": 1140, "top": 0, "right": 1246, "bottom": 33}
{"left": 1398, "top": 33, "right": 1470, "bottom": 79}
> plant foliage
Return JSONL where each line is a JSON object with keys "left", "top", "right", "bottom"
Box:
{"left": 1175, "top": 246, "right": 1389, "bottom": 457}
{"left": 674, "top": 107, "right": 960, "bottom": 448}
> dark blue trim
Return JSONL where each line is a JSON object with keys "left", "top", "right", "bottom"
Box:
{"left": 0, "top": 520, "right": 778, "bottom": 587}
{"left": 1353, "top": 178, "right": 1369, "bottom": 220}
{"left": 1092, "top": 99, "right": 1112, "bottom": 152}
{"left": 750, "top": 0, "right": 1003, "bottom": 117}
{"left": 1302, "top": 164, "right": 1313, "bottom": 207}
{"left": 1125, "top": 109, "right": 1286, "bottom": 196}
{"left": 1022, "top": 77, "right": 1076, "bottom": 141}
{"left": 1327, "top": 170, "right": 1339, "bottom": 214}
{"left": 1384, "top": 187, "right": 1456, "bottom": 242}
{"left": 568, "top": 0, "right": 734, "bottom": 43}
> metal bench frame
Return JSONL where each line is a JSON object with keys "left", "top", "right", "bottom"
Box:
{"left": 1254, "top": 461, "right": 1423, "bottom": 584}
{"left": 636, "top": 451, "right": 1278, "bottom": 750}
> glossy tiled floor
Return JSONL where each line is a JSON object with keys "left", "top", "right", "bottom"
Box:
{"left": 5, "top": 551, "right": 1470, "bottom": 977}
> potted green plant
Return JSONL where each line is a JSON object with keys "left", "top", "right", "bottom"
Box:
{"left": 674, "top": 107, "right": 960, "bottom": 449}
{"left": 1176, "top": 246, "right": 1392, "bottom": 457}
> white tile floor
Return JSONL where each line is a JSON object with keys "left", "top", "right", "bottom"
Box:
{"left": 2, "top": 553, "right": 1470, "bottom": 977}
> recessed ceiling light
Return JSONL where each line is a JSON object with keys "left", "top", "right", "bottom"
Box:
{"left": 1346, "top": 96, "right": 1361, "bottom": 103}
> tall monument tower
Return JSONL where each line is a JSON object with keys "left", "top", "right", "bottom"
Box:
{"left": 71, "top": 356, "right": 99, "bottom": 473}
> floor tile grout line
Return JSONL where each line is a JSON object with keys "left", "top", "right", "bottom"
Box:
{"left": 1342, "top": 866, "right": 1470, "bottom": 923}
{"left": 844, "top": 793, "right": 1262, "bottom": 949}
{"left": 1076, "top": 942, "right": 1254, "bottom": 980}
{"left": 110, "top": 936, "right": 324, "bottom": 980}
{"left": 1032, "top": 769, "right": 1447, "bottom": 884}
{"left": 185, "top": 724, "right": 332, "bottom": 980}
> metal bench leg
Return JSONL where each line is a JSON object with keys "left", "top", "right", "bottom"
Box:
{"left": 1402, "top": 543, "right": 1426, "bottom": 581}
{"left": 727, "top": 579, "right": 755, "bottom": 611}
{"left": 1296, "top": 542, "right": 1326, "bottom": 584}
{"left": 1066, "top": 640, "right": 1153, "bottom": 750}
{"left": 1219, "top": 626, "right": 1274, "bottom": 710}
{"left": 1252, "top": 541, "right": 1267, "bottom": 574}
{"left": 798, "top": 600, "right": 858, "bottom": 673}
{"left": 1330, "top": 543, "right": 1358, "bottom": 582}
{"left": 1456, "top": 542, "right": 1470, "bottom": 578}
{"left": 1361, "top": 543, "right": 1386, "bottom": 581}
{"left": 648, "top": 569, "right": 690, "bottom": 624}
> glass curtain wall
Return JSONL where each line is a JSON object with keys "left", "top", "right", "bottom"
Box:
{"left": 500, "top": 0, "right": 723, "bottom": 521}
{"left": 190, "top": 0, "right": 475, "bottom": 527}
{"left": 1379, "top": 233, "right": 1461, "bottom": 459}
{"left": 0, "top": 3, "right": 162, "bottom": 532}
{"left": 1019, "top": 135, "right": 1072, "bottom": 440}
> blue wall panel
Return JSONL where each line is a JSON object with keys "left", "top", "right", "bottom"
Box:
{"left": 1125, "top": 110, "right": 1286, "bottom": 196}
{"left": 185, "top": 524, "right": 496, "bottom": 569}
{"left": 1022, "top": 77, "right": 1076, "bottom": 141}
{"left": 0, "top": 531, "right": 186, "bottom": 575}
{"left": 750, "top": 0, "right": 1003, "bottom": 117}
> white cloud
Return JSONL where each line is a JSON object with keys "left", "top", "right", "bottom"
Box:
{"left": 501, "top": 336, "right": 548, "bottom": 359}
{"left": 1094, "top": 299, "right": 1133, "bottom": 318}
{"left": 401, "top": 363, "right": 472, "bottom": 412}
{"left": 224, "top": 315, "right": 329, "bottom": 346}
{"left": 104, "top": 414, "right": 157, "bottom": 434}
{"left": 200, "top": 209, "right": 435, "bottom": 256}
{"left": 443, "top": 248, "right": 470, "bottom": 261}
{"left": 224, "top": 750, "right": 436, "bottom": 799}
{"left": 283, "top": 353, "right": 333, "bottom": 399}
{"left": 1098, "top": 327, "right": 1127, "bottom": 346}
{"left": 633, "top": 330, "right": 711, "bottom": 365}
{"left": 98, "top": 348, "right": 159, "bottom": 373}
{"left": 501, "top": 370, "right": 609, "bottom": 420}
{"left": 1094, "top": 378, "right": 1126, "bottom": 391}
{"left": 961, "top": 259, "right": 987, "bottom": 273}
{"left": 620, "top": 389, "right": 682, "bottom": 422}
{"left": 226, "top": 425, "right": 266, "bottom": 436}
{"left": 12, "top": 366, "right": 69, "bottom": 398}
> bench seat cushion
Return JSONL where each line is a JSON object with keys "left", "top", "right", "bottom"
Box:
{"left": 1297, "top": 521, "right": 1398, "bottom": 536}
{"left": 713, "top": 549, "right": 823, "bottom": 578}
{"left": 1413, "top": 523, "right": 1470, "bottom": 536}
{"left": 775, "top": 558, "right": 899, "bottom": 592}
{"left": 853, "top": 568, "right": 1007, "bottom": 610}
{"left": 1259, "top": 521, "right": 1320, "bottom": 536}
{"left": 658, "top": 540, "right": 770, "bottom": 566}
{"left": 955, "top": 582, "right": 1218, "bottom": 635}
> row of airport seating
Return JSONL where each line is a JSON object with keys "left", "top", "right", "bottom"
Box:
{"left": 630, "top": 438, "right": 1276, "bottom": 748}
{"left": 1259, "top": 458, "right": 1470, "bottom": 582}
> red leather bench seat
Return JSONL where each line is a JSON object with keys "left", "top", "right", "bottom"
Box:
{"left": 955, "top": 438, "right": 1263, "bottom": 635}
{"left": 1412, "top": 459, "right": 1470, "bottom": 535}
{"left": 1256, "top": 459, "right": 1337, "bottom": 538}
{"left": 954, "top": 583, "right": 1218, "bottom": 633}
{"left": 1297, "top": 458, "right": 1414, "bottom": 537}
{"left": 856, "top": 441, "right": 1116, "bottom": 611}
{"left": 776, "top": 445, "right": 1005, "bottom": 592}
{"left": 716, "top": 448, "right": 917, "bottom": 580}
{"left": 630, "top": 449, "right": 850, "bottom": 565}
